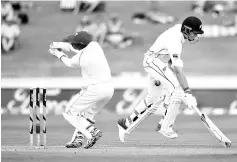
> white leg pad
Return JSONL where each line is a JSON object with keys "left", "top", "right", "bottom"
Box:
{"left": 126, "top": 106, "right": 151, "bottom": 135}
{"left": 160, "top": 88, "right": 184, "bottom": 131}
{"left": 126, "top": 95, "right": 165, "bottom": 135}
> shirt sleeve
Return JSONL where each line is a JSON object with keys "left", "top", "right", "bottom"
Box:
{"left": 69, "top": 52, "right": 83, "bottom": 68}
{"left": 167, "top": 41, "right": 183, "bottom": 68}
{"left": 60, "top": 50, "right": 83, "bottom": 68}
{"left": 147, "top": 38, "right": 161, "bottom": 54}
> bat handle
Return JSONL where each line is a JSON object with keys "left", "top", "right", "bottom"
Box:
{"left": 192, "top": 106, "right": 203, "bottom": 116}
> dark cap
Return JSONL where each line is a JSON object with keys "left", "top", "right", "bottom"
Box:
{"left": 182, "top": 16, "right": 204, "bottom": 34}
{"left": 63, "top": 31, "right": 92, "bottom": 46}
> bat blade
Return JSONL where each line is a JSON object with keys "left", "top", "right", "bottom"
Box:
{"left": 193, "top": 106, "right": 231, "bottom": 148}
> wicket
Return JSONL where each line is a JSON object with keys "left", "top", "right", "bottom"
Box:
{"left": 29, "top": 88, "right": 47, "bottom": 147}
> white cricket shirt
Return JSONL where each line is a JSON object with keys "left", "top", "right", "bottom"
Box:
{"left": 145, "top": 24, "right": 185, "bottom": 67}
{"left": 70, "top": 42, "right": 112, "bottom": 86}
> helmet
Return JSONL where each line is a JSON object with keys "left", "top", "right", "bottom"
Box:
{"left": 181, "top": 16, "right": 204, "bottom": 34}
{"left": 181, "top": 16, "right": 204, "bottom": 43}
{"left": 63, "top": 31, "right": 92, "bottom": 48}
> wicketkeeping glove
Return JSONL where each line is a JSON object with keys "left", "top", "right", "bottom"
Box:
{"left": 49, "top": 42, "right": 62, "bottom": 50}
{"left": 50, "top": 42, "right": 72, "bottom": 51}
{"left": 182, "top": 93, "right": 197, "bottom": 109}
{"left": 48, "top": 48, "right": 67, "bottom": 60}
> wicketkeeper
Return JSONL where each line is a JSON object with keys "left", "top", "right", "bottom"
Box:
{"left": 117, "top": 16, "right": 204, "bottom": 142}
{"left": 48, "top": 31, "right": 114, "bottom": 149}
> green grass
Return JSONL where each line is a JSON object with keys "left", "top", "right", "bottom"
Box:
{"left": 1, "top": 1, "right": 237, "bottom": 77}
{"left": 1, "top": 114, "right": 237, "bottom": 162}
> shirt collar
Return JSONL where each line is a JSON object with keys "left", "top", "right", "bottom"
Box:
{"left": 180, "top": 31, "right": 185, "bottom": 43}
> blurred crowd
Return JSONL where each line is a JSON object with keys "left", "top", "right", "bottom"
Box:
{"left": 60, "top": 0, "right": 105, "bottom": 13}
{"left": 1, "top": 0, "right": 31, "bottom": 54}
{"left": 59, "top": 0, "right": 177, "bottom": 48}
{"left": 191, "top": 0, "right": 237, "bottom": 37}
{"left": 1, "top": 0, "right": 237, "bottom": 54}
{"left": 75, "top": 14, "right": 133, "bottom": 48}
{"left": 60, "top": 0, "right": 134, "bottom": 48}
{"left": 60, "top": 0, "right": 237, "bottom": 48}
{"left": 191, "top": 0, "right": 237, "bottom": 18}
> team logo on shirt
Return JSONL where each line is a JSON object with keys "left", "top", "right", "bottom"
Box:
{"left": 173, "top": 54, "right": 178, "bottom": 58}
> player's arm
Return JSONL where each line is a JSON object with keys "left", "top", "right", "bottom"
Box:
{"left": 170, "top": 54, "right": 197, "bottom": 108}
{"left": 50, "top": 41, "right": 74, "bottom": 52}
{"left": 48, "top": 49, "right": 80, "bottom": 68}
{"left": 174, "top": 65, "right": 197, "bottom": 109}
{"left": 173, "top": 66, "right": 190, "bottom": 93}
{"left": 60, "top": 54, "right": 80, "bottom": 68}
{"left": 170, "top": 54, "right": 191, "bottom": 92}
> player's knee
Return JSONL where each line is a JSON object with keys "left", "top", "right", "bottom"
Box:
{"left": 82, "top": 108, "right": 97, "bottom": 122}
{"left": 135, "top": 99, "right": 150, "bottom": 113}
{"left": 64, "top": 106, "right": 71, "bottom": 113}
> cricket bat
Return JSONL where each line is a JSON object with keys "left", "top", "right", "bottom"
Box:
{"left": 192, "top": 106, "right": 232, "bottom": 148}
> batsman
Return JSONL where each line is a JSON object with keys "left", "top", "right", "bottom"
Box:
{"left": 117, "top": 16, "right": 204, "bottom": 142}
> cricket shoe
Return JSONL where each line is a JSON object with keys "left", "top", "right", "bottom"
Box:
{"left": 158, "top": 128, "right": 178, "bottom": 139}
{"left": 65, "top": 131, "right": 84, "bottom": 148}
{"left": 117, "top": 118, "right": 128, "bottom": 143}
{"left": 84, "top": 128, "right": 102, "bottom": 149}
{"left": 155, "top": 119, "right": 178, "bottom": 139}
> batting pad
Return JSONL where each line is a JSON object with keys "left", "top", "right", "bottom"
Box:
{"left": 126, "top": 96, "right": 165, "bottom": 135}
{"left": 160, "top": 88, "right": 184, "bottom": 131}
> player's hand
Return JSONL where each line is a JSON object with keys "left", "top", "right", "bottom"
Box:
{"left": 49, "top": 42, "right": 62, "bottom": 51}
{"left": 48, "top": 48, "right": 66, "bottom": 59}
{"left": 183, "top": 93, "right": 197, "bottom": 109}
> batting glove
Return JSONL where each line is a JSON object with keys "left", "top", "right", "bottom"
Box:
{"left": 182, "top": 90, "right": 197, "bottom": 109}
{"left": 48, "top": 48, "right": 67, "bottom": 60}
{"left": 50, "top": 42, "right": 72, "bottom": 51}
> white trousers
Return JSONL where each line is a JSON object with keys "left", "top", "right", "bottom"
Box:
{"left": 143, "top": 57, "right": 182, "bottom": 130}
{"left": 143, "top": 57, "right": 180, "bottom": 105}
{"left": 65, "top": 81, "right": 114, "bottom": 120}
